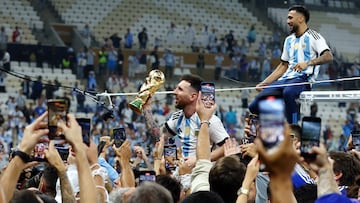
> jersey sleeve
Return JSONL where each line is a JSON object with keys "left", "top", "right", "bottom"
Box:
{"left": 280, "top": 36, "right": 292, "bottom": 62}
{"left": 165, "top": 111, "right": 182, "bottom": 136}
{"left": 313, "top": 32, "right": 330, "bottom": 55}
{"left": 209, "top": 115, "right": 229, "bottom": 145}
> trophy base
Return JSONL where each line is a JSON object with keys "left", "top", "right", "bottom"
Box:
{"left": 128, "top": 99, "right": 143, "bottom": 115}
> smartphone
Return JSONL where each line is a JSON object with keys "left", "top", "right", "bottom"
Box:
{"left": 301, "top": 117, "right": 321, "bottom": 160}
{"left": 31, "top": 142, "right": 48, "bottom": 162}
{"left": 76, "top": 118, "right": 91, "bottom": 146}
{"left": 258, "top": 95, "right": 285, "bottom": 153}
{"left": 248, "top": 114, "right": 258, "bottom": 138}
{"left": 138, "top": 170, "right": 156, "bottom": 184}
{"left": 47, "top": 99, "right": 69, "bottom": 141}
{"left": 352, "top": 131, "right": 360, "bottom": 151}
{"left": 56, "top": 146, "right": 70, "bottom": 162}
{"left": 164, "top": 144, "right": 177, "bottom": 170}
{"left": 113, "top": 127, "right": 126, "bottom": 148}
{"left": 200, "top": 82, "right": 215, "bottom": 108}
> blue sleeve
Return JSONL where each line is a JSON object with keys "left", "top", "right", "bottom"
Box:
{"left": 315, "top": 193, "right": 351, "bottom": 203}
{"left": 98, "top": 157, "right": 119, "bottom": 182}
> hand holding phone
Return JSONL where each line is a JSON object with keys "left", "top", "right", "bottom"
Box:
{"left": 200, "top": 82, "right": 215, "bottom": 108}
{"left": 248, "top": 114, "right": 258, "bottom": 138}
{"left": 76, "top": 118, "right": 91, "bottom": 146}
{"left": 301, "top": 117, "right": 321, "bottom": 161}
{"left": 258, "top": 95, "right": 285, "bottom": 154}
{"left": 164, "top": 144, "right": 177, "bottom": 170}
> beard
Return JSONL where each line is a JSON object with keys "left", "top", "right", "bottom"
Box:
{"left": 290, "top": 24, "right": 299, "bottom": 34}
{"left": 175, "top": 101, "right": 185, "bottom": 110}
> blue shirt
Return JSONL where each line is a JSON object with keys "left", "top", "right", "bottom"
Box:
{"left": 98, "top": 157, "right": 119, "bottom": 182}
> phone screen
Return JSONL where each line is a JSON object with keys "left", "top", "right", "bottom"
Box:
{"left": 201, "top": 82, "right": 215, "bottom": 108}
{"left": 164, "top": 144, "right": 177, "bottom": 170}
{"left": 352, "top": 131, "right": 360, "bottom": 151}
{"left": 301, "top": 117, "right": 321, "bottom": 158}
{"left": 259, "top": 96, "right": 285, "bottom": 153}
{"left": 76, "top": 118, "right": 91, "bottom": 146}
{"left": 113, "top": 128, "right": 126, "bottom": 148}
{"left": 248, "top": 114, "right": 258, "bottom": 137}
{"left": 139, "top": 171, "right": 156, "bottom": 184}
{"left": 32, "top": 142, "right": 48, "bottom": 162}
{"left": 47, "top": 99, "right": 69, "bottom": 141}
{"left": 56, "top": 146, "right": 70, "bottom": 162}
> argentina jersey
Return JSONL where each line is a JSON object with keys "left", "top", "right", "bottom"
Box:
{"left": 279, "top": 29, "right": 330, "bottom": 81}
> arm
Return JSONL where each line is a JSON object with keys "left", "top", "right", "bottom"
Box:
{"left": 0, "top": 112, "right": 49, "bottom": 202}
{"left": 255, "top": 124, "right": 299, "bottom": 203}
{"left": 261, "top": 61, "right": 288, "bottom": 85}
{"left": 44, "top": 140, "right": 75, "bottom": 203}
{"left": 307, "top": 50, "right": 333, "bottom": 66}
{"left": 210, "top": 145, "right": 224, "bottom": 161}
{"left": 59, "top": 114, "right": 97, "bottom": 203}
{"left": 113, "top": 140, "right": 135, "bottom": 187}
{"left": 310, "top": 144, "right": 340, "bottom": 197}
{"left": 236, "top": 156, "right": 259, "bottom": 203}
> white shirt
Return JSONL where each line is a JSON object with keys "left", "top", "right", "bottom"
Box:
{"left": 279, "top": 29, "right": 330, "bottom": 81}
{"left": 166, "top": 110, "right": 229, "bottom": 157}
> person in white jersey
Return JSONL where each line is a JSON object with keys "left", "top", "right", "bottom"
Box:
{"left": 248, "top": 5, "right": 333, "bottom": 124}
{"left": 142, "top": 74, "right": 229, "bottom": 168}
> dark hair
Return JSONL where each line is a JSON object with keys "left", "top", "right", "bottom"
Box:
{"left": 209, "top": 155, "right": 246, "bottom": 203}
{"left": 40, "top": 165, "right": 58, "bottom": 197}
{"left": 156, "top": 175, "right": 181, "bottom": 203}
{"left": 11, "top": 190, "right": 41, "bottom": 203}
{"left": 329, "top": 151, "right": 360, "bottom": 186}
{"left": 289, "top": 5, "right": 310, "bottom": 23}
{"left": 293, "top": 184, "right": 317, "bottom": 203}
{"left": 127, "top": 181, "right": 172, "bottom": 203}
{"left": 181, "top": 191, "right": 224, "bottom": 203}
{"left": 180, "top": 74, "right": 203, "bottom": 92}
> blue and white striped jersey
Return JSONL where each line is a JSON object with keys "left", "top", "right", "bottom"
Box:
{"left": 279, "top": 29, "right": 330, "bottom": 81}
{"left": 165, "top": 110, "right": 229, "bottom": 157}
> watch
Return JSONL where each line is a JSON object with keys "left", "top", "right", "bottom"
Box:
{"left": 237, "top": 187, "right": 249, "bottom": 196}
{"left": 200, "top": 120, "right": 210, "bottom": 126}
{"left": 12, "top": 150, "right": 31, "bottom": 163}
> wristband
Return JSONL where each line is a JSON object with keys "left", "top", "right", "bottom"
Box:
{"left": 200, "top": 120, "right": 210, "bottom": 126}
{"left": 12, "top": 150, "right": 31, "bottom": 163}
{"left": 237, "top": 187, "right": 249, "bottom": 196}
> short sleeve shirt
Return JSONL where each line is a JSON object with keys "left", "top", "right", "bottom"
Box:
{"left": 165, "top": 110, "right": 229, "bottom": 157}
{"left": 280, "top": 29, "right": 330, "bottom": 81}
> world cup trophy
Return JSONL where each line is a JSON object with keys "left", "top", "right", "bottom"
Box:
{"left": 128, "top": 70, "right": 165, "bottom": 114}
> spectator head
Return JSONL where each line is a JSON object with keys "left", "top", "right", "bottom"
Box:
{"left": 127, "top": 182, "right": 172, "bottom": 203}
{"left": 289, "top": 5, "right": 310, "bottom": 23}
{"left": 209, "top": 155, "right": 247, "bottom": 203}
{"left": 156, "top": 175, "right": 182, "bottom": 203}
{"left": 109, "top": 187, "right": 133, "bottom": 203}
{"left": 329, "top": 151, "right": 360, "bottom": 186}
{"left": 11, "top": 190, "right": 57, "bottom": 203}
{"left": 39, "top": 166, "right": 58, "bottom": 197}
{"left": 181, "top": 191, "right": 224, "bottom": 203}
{"left": 293, "top": 184, "right": 317, "bottom": 203}
{"left": 179, "top": 74, "right": 203, "bottom": 92}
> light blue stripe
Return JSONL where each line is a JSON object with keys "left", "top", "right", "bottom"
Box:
{"left": 183, "top": 118, "right": 191, "bottom": 157}
{"left": 304, "top": 35, "right": 310, "bottom": 62}
{"left": 293, "top": 37, "right": 300, "bottom": 66}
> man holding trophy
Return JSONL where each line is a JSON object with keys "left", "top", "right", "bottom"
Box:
{"left": 130, "top": 72, "right": 229, "bottom": 168}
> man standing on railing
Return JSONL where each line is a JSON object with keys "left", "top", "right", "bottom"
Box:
{"left": 248, "top": 5, "right": 333, "bottom": 124}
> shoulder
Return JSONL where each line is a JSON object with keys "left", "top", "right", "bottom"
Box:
{"left": 168, "top": 110, "right": 183, "bottom": 121}
{"left": 306, "top": 29, "right": 323, "bottom": 40}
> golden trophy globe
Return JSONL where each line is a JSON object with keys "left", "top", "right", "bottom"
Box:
{"left": 128, "top": 70, "right": 165, "bottom": 114}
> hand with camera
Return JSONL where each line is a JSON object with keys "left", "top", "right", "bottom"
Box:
{"left": 0, "top": 112, "right": 49, "bottom": 202}
{"left": 255, "top": 124, "right": 299, "bottom": 203}
{"left": 57, "top": 114, "right": 97, "bottom": 203}
{"left": 113, "top": 140, "right": 135, "bottom": 187}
